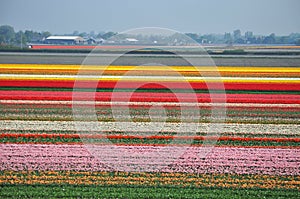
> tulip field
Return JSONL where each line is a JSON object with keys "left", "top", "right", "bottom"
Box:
{"left": 0, "top": 63, "right": 300, "bottom": 198}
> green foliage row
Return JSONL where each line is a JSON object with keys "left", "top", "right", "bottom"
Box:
{"left": 0, "top": 184, "right": 299, "bottom": 199}
{"left": 1, "top": 86, "right": 300, "bottom": 95}
{"left": 2, "top": 136, "right": 299, "bottom": 147}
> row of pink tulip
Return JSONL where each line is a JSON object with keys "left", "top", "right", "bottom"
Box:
{"left": 1, "top": 144, "right": 299, "bottom": 175}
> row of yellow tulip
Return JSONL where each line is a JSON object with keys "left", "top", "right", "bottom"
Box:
{"left": 1, "top": 171, "right": 299, "bottom": 190}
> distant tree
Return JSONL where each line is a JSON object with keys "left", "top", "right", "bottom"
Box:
{"left": 0, "top": 25, "right": 15, "bottom": 44}
{"left": 15, "top": 31, "right": 26, "bottom": 47}
{"left": 276, "top": 36, "right": 289, "bottom": 44}
{"left": 96, "top": 32, "right": 103, "bottom": 39}
{"left": 270, "top": 33, "right": 276, "bottom": 39}
{"left": 72, "top": 30, "right": 79, "bottom": 36}
{"left": 248, "top": 37, "right": 258, "bottom": 44}
{"left": 24, "top": 30, "right": 44, "bottom": 43}
{"left": 245, "top": 31, "right": 253, "bottom": 40}
{"left": 289, "top": 33, "right": 300, "bottom": 39}
{"left": 41, "top": 31, "right": 51, "bottom": 39}
{"left": 79, "top": 32, "right": 88, "bottom": 37}
{"left": 263, "top": 33, "right": 276, "bottom": 44}
{"left": 101, "top": 32, "right": 117, "bottom": 40}
{"left": 233, "top": 29, "right": 241, "bottom": 42}
{"left": 236, "top": 38, "right": 245, "bottom": 44}
{"left": 185, "top": 33, "right": 201, "bottom": 43}
{"left": 289, "top": 33, "right": 300, "bottom": 44}
{"left": 199, "top": 34, "right": 219, "bottom": 44}
{"left": 295, "top": 38, "right": 300, "bottom": 46}
{"left": 224, "top": 32, "right": 233, "bottom": 44}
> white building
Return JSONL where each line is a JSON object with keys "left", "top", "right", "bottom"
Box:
{"left": 45, "top": 36, "right": 85, "bottom": 45}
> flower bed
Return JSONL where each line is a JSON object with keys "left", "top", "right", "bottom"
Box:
{"left": 0, "top": 64, "right": 299, "bottom": 198}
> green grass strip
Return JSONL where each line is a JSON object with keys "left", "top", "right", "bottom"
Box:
{"left": 1, "top": 129, "right": 299, "bottom": 138}
{"left": 0, "top": 184, "right": 299, "bottom": 199}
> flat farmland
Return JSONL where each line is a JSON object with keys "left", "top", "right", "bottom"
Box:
{"left": 0, "top": 51, "right": 299, "bottom": 198}
{"left": 1, "top": 52, "right": 300, "bottom": 66}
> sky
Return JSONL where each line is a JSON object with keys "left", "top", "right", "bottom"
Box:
{"left": 0, "top": 0, "right": 299, "bottom": 35}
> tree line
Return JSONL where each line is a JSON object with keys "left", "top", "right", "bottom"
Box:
{"left": 0, "top": 25, "right": 51, "bottom": 47}
{"left": 186, "top": 30, "right": 300, "bottom": 45}
{"left": 0, "top": 25, "right": 299, "bottom": 47}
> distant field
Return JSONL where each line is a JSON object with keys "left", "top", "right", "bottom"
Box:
{"left": 26, "top": 44, "right": 300, "bottom": 50}
{"left": 1, "top": 52, "right": 300, "bottom": 66}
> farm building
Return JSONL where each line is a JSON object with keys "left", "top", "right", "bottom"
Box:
{"left": 44, "top": 36, "right": 85, "bottom": 45}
